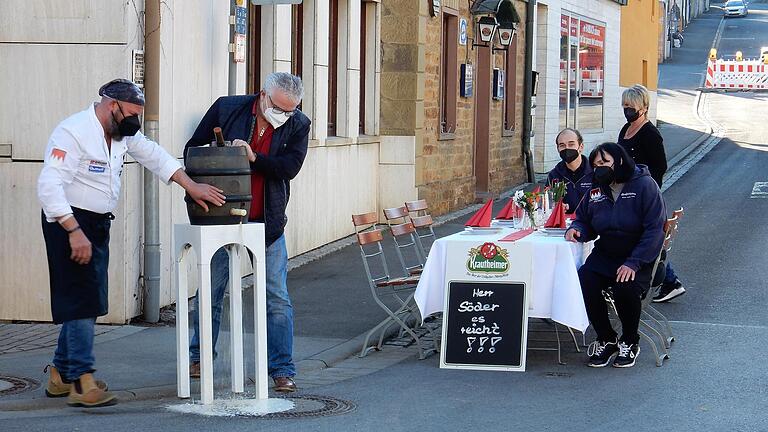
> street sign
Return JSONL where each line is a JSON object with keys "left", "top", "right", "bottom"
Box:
{"left": 459, "top": 18, "right": 468, "bottom": 46}
{"left": 235, "top": 6, "right": 247, "bottom": 35}
{"left": 233, "top": 34, "right": 246, "bottom": 63}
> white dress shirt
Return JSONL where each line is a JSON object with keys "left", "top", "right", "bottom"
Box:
{"left": 38, "top": 104, "right": 182, "bottom": 221}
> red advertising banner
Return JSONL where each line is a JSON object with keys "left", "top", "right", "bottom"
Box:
{"left": 561, "top": 14, "right": 569, "bottom": 36}
{"left": 580, "top": 21, "right": 605, "bottom": 50}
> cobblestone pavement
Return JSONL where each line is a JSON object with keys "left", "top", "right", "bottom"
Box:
{"left": 0, "top": 324, "right": 120, "bottom": 356}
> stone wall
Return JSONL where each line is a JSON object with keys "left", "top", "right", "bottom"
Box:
{"left": 381, "top": 0, "right": 525, "bottom": 214}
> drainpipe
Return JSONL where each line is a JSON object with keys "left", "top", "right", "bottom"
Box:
{"left": 143, "top": 0, "right": 161, "bottom": 323}
{"left": 521, "top": 0, "right": 536, "bottom": 183}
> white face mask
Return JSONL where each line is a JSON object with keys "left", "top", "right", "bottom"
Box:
{"left": 261, "top": 94, "right": 291, "bottom": 129}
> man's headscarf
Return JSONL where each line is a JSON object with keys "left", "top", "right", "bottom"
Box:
{"left": 98, "top": 78, "right": 145, "bottom": 106}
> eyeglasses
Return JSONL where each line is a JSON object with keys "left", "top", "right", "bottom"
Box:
{"left": 267, "top": 94, "right": 297, "bottom": 117}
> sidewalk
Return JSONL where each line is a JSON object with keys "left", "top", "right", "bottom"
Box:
{"left": 656, "top": 8, "right": 722, "bottom": 168}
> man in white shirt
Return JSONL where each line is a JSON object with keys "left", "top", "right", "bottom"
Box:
{"left": 37, "top": 79, "right": 225, "bottom": 408}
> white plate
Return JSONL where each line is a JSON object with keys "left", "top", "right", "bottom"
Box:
{"left": 491, "top": 219, "right": 516, "bottom": 226}
{"left": 463, "top": 227, "right": 503, "bottom": 235}
{"left": 538, "top": 228, "right": 568, "bottom": 236}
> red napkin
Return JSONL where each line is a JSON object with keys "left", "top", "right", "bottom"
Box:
{"left": 544, "top": 201, "right": 567, "bottom": 228}
{"left": 465, "top": 199, "right": 494, "bottom": 227}
{"left": 499, "top": 228, "right": 535, "bottom": 242}
{"left": 495, "top": 199, "right": 522, "bottom": 220}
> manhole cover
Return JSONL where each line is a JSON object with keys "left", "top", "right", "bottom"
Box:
{"left": 258, "top": 394, "right": 356, "bottom": 419}
{"left": 0, "top": 375, "right": 40, "bottom": 396}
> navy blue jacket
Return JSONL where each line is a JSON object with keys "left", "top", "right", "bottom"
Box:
{"left": 571, "top": 165, "right": 666, "bottom": 275}
{"left": 547, "top": 156, "right": 593, "bottom": 214}
{"left": 185, "top": 95, "right": 311, "bottom": 247}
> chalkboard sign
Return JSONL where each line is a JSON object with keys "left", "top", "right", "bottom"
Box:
{"left": 440, "top": 281, "right": 528, "bottom": 371}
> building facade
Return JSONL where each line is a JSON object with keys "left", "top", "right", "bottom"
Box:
{"left": 0, "top": 0, "right": 388, "bottom": 323}
{"left": 621, "top": 0, "right": 660, "bottom": 122}
{"left": 532, "top": 0, "right": 624, "bottom": 173}
{"left": 380, "top": 0, "right": 529, "bottom": 215}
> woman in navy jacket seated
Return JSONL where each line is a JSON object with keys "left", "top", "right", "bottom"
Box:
{"left": 566, "top": 142, "right": 666, "bottom": 368}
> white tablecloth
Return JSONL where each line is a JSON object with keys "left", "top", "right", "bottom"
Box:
{"left": 414, "top": 227, "right": 591, "bottom": 333}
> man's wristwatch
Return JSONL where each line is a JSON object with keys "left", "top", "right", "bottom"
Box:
{"left": 66, "top": 226, "right": 82, "bottom": 234}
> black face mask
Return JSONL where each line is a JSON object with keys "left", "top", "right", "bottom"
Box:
{"left": 118, "top": 115, "right": 142, "bottom": 136}
{"left": 559, "top": 148, "right": 580, "bottom": 164}
{"left": 624, "top": 107, "right": 640, "bottom": 123}
{"left": 593, "top": 166, "right": 615, "bottom": 186}
{"left": 111, "top": 102, "right": 142, "bottom": 137}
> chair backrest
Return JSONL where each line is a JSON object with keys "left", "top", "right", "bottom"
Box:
{"left": 352, "top": 212, "right": 378, "bottom": 233}
{"left": 383, "top": 206, "right": 409, "bottom": 221}
{"left": 404, "top": 200, "right": 436, "bottom": 256}
{"left": 384, "top": 209, "right": 425, "bottom": 273}
{"left": 410, "top": 214, "right": 434, "bottom": 229}
{"left": 352, "top": 217, "right": 392, "bottom": 287}
{"left": 405, "top": 199, "right": 429, "bottom": 214}
{"left": 662, "top": 216, "right": 679, "bottom": 251}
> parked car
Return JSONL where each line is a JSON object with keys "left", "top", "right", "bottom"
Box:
{"left": 723, "top": 0, "right": 749, "bottom": 17}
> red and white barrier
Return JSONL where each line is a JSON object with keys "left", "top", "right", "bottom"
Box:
{"left": 705, "top": 59, "right": 768, "bottom": 90}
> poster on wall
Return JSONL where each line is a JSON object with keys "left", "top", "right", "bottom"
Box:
{"left": 493, "top": 68, "right": 505, "bottom": 100}
{"left": 461, "top": 63, "right": 474, "bottom": 98}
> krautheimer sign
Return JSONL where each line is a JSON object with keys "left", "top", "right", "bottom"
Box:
{"left": 440, "top": 239, "right": 532, "bottom": 372}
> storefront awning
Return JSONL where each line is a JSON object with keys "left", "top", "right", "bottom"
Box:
{"left": 470, "top": 0, "right": 520, "bottom": 26}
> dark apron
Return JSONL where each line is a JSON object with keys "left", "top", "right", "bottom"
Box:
{"left": 41, "top": 208, "right": 113, "bottom": 324}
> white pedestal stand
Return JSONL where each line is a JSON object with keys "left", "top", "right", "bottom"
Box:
{"left": 174, "top": 223, "right": 271, "bottom": 406}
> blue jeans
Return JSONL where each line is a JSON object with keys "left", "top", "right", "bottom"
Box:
{"left": 190, "top": 234, "right": 295, "bottom": 378}
{"left": 53, "top": 318, "right": 96, "bottom": 382}
{"left": 664, "top": 262, "right": 678, "bottom": 284}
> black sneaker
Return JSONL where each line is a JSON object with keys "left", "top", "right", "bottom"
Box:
{"left": 613, "top": 342, "right": 640, "bottom": 368}
{"left": 587, "top": 338, "right": 619, "bottom": 367}
{"left": 653, "top": 279, "right": 686, "bottom": 303}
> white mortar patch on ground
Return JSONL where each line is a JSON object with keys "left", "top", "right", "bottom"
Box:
{"left": 750, "top": 182, "right": 768, "bottom": 198}
{"left": 166, "top": 397, "right": 294, "bottom": 417}
{"left": 0, "top": 379, "right": 13, "bottom": 392}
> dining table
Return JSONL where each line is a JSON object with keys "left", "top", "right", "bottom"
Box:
{"left": 414, "top": 224, "right": 592, "bottom": 334}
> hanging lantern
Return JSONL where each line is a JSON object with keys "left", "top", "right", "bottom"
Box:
{"left": 477, "top": 16, "right": 498, "bottom": 44}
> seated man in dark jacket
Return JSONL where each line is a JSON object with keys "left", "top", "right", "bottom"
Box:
{"left": 547, "top": 128, "right": 593, "bottom": 214}
{"left": 566, "top": 142, "right": 665, "bottom": 369}
{"left": 184, "top": 72, "right": 310, "bottom": 392}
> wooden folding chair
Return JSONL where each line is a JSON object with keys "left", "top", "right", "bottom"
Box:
{"left": 643, "top": 207, "right": 684, "bottom": 347}
{"left": 352, "top": 213, "right": 436, "bottom": 360}
{"left": 603, "top": 214, "right": 679, "bottom": 367}
{"left": 405, "top": 199, "right": 437, "bottom": 256}
{"left": 383, "top": 206, "right": 425, "bottom": 275}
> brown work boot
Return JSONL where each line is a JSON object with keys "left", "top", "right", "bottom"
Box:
{"left": 272, "top": 376, "right": 297, "bottom": 393}
{"left": 44, "top": 365, "right": 108, "bottom": 398}
{"left": 190, "top": 362, "right": 200, "bottom": 379}
{"left": 67, "top": 373, "right": 117, "bottom": 408}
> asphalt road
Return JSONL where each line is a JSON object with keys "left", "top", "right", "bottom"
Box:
{"left": 3, "top": 4, "right": 768, "bottom": 432}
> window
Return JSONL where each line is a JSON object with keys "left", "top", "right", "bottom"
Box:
{"left": 247, "top": 4, "right": 262, "bottom": 93}
{"left": 291, "top": 4, "right": 303, "bottom": 78}
{"left": 503, "top": 33, "right": 518, "bottom": 132}
{"left": 440, "top": 12, "right": 458, "bottom": 135}
{"left": 328, "top": 0, "right": 339, "bottom": 136}
{"left": 359, "top": 2, "right": 367, "bottom": 134}
{"left": 642, "top": 60, "right": 648, "bottom": 87}
{"left": 558, "top": 14, "right": 605, "bottom": 131}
